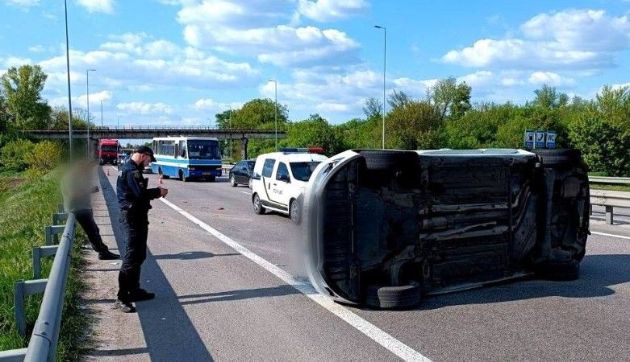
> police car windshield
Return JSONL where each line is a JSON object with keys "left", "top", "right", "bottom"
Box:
{"left": 187, "top": 140, "right": 220, "bottom": 160}
{"left": 290, "top": 162, "right": 321, "bottom": 182}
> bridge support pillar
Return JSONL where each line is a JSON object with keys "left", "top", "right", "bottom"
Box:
{"left": 241, "top": 137, "right": 249, "bottom": 160}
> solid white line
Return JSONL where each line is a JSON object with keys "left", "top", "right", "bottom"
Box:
{"left": 239, "top": 191, "right": 250, "bottom": 195}
{"left": 159, "top": 197, "right": 430, "bottom": 362}
{"left": 591, "top": 231, "right": 630, "bottom": 240}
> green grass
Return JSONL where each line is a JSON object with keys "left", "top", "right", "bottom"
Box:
{"left": 0, "top": 170, "right": 90, "bottom": 361}
{"left": 590, "top": 184, "right": 630, "bottom": 192}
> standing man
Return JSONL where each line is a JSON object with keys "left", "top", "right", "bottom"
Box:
{"left": 115, "top": 146, "right": 168, "bottom": 313}
{"left": 61, "top": 160, "right": 119, "bottom": 260}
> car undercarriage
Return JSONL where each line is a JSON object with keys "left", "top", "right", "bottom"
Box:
{"left": 305, "top": 149, "right": 590, "bottom": 309}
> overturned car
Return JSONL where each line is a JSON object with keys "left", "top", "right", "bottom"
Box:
{"left": 304, "top": 149, "right": 590, "bottom": 309}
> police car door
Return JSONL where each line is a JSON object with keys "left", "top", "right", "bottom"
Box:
{"left": 272, "top": 161, "right": 291, "bottom": 208}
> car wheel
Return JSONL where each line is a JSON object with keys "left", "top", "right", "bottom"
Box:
{"left": 532, "top": 149, "right": 582, "bottom": 168}
{"left": 534, "top": 261, "right": 580, "bottom": 281}
{"left": 365, "top": 284, "right": 422, "bottom": 309}
{"left": 179, "top": 170, "right": 187, "bottom": 182}
{"left": 289, "top": 199, "right": 300, "bottom": 223}
{"left": 253, "top": 194, "right": 265, "bottom": 215}
{"left": 230, "top": 175, "right": 237, "bottom": 187}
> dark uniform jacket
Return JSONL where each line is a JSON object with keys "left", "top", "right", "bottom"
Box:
{"left": 117, "top": 159, "right": 161, "bottom": 211}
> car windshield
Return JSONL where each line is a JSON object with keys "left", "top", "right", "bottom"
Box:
{"left": 290, "top": 161, "right": 321, "bottom": 182}
{"left": 187, "top": 140, "right": 220, "bottom": 160}
{"left": 101, "top": 145, "right": 117, "bottom": 152}
{"left": 246, "top": 161, "right": 255, "bottom": 170}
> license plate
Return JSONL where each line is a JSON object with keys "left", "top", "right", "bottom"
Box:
{"left": 202, "top": 172, "right": 211, "bottom": 175}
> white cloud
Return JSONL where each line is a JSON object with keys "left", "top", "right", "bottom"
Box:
{"left": 528, "top": 71, "right": 575, "bottom": 86}
{"left": 2, "top": 56, "right": 33, "bottom": 67}
{"left": 117, "top": 102, "right": 174, "bottom": 115}
{"left": 176, "top": 1, "right": 360, "bottom": 67}
{"left": 77, "top": 90, "right": 113, "bottom": 106}
{"left": 38, "top": 34, "right": 258, "bottom": 91}
{"left": 610, "top": 82, "right": 630, "bottom": 91}
{"left": 442, "top": 9, "right": 630, "bottom": 71}
{"left": 76, "top": 0, "right": 114, "bottom": 14}
{"left": 4, "top": 0, "right": 39, "bottom": 7}
{"left": 28, "top": 45, "right": 46, "bottom": 53}
{"left": 296, "top": 0, "right": 368, "bottom": 22}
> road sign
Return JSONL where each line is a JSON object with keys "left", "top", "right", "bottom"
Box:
{"left": 524, "top": 130, "right": 535, "bottom": 149}
{"left": 535, "top": 130, "right": 546, "bottom": 148}
{"left": 546, "top": 131, "right": 557, "bottom": 149}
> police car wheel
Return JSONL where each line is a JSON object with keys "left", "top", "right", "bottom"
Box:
{"left": 253, "top": 194, "right": 265, "bottom": 214}
{"left": 230, "top": 175, "right": 237, "bottom": 187}
{"left": 289, "top": 199, "right": 300, "bottom": 223}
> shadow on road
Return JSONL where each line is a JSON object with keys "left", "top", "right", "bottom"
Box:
{"left": 99, "top": 168, "right": 214, "bottom": 361}
{"left": 418, "top": 254, "right": 630, "bottom": 310}
{"left": 153, "top": 251, "right": 239, "bottom": 260}
{"left": 178, "top": 285, "right": 300, "bottom": 306}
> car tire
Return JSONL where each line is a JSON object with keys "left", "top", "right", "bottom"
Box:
{"left": 289, "top": 199, "right": 300, "bottom": 223}
{"left": 532, "top": 149, "right": 582, "bottom": 168}
{"left": 534, "top": 261, "right": 580, "bottom": 281}
{"left": 179, "top": 170, "right": 187, "bottom": 182}
{"left": 253, "top": 193, "right": 265, "bottom": 215}
{"left": 365, "top": 284, "right": 422, "bottom": 309}
{"left": 230, "top": 175, "right": 237, "bottom": 187}
{"left": 359, "top": 150, "right": 419, "bottom": 171}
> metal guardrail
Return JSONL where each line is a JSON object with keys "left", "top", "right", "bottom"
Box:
{"left": 589, "top": 176, "right": 630, "bottom": 185}
{"left": 588, "top": 176, "right": 630, "bottom": 225}
{"left": 0, "top": 211, "right": 77, "bottom": 362}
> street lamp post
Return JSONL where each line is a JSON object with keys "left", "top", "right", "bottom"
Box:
{"left": 100, "top": 100, "right": 103, "bottom": 128}
{"left": 374, "top": 25, "right": 386, "bottom": 149}
{"left": 85, "top": 68, "right": 96, "bottom": 158}
{"left": 269, "top": 79, "right": 278, "bottom": 151}
{"left": 64, "top": 0, "right": 73, "bottom": 158}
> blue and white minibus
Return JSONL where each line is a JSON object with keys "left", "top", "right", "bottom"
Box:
{"left": 150, "top": 136, "right": 222, "bottom": 182}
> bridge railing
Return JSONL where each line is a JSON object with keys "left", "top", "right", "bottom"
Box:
{"left": 0, "top": 210, "right": 77, "bottom": 362}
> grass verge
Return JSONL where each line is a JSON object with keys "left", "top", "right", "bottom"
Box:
{"left": 0, "top": 170, "right": 90, "bottom": 361}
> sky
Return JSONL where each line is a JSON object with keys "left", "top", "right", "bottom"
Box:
{"left": 1, "top": 0, "right": 629, "bottom": 128}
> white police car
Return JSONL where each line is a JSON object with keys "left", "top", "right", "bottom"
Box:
{"left": 251, "top": 148, "right": 327, "bottom": 222}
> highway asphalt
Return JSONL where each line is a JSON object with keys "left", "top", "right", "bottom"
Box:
{"left": 99, "top": 166, "right": 630, "bottom": 361}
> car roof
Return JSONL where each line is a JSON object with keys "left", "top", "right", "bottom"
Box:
{"left": 256, "top": 152, "right": 327, "bottom": 163}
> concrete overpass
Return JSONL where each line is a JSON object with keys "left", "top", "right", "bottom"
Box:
{"left": 24, "top": 127, "right": 286, "bottom": 159}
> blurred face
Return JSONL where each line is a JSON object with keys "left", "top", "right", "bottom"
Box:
{"left": 141, "top": 153, "right": 151, "bottom": 167}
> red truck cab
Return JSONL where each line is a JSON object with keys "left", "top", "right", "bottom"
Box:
{"left": 97, "top": 139, "right": 119, "bottom": 165}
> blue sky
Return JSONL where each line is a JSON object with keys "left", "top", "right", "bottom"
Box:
{"left": 1, "top": 0, "right": 629, "bottom": 127}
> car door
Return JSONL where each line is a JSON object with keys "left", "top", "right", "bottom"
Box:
{"left": 271, "top": 161, "right": 291, "bottom": 208}
{"left": 259, "top": 158, "right": 276, "bottom": 204}
{"left": 233, "top": 162, "right": 245, "bottom": 183}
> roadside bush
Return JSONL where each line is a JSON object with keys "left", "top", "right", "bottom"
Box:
{"left": 0, "top": 139, "right": 34, "bottom": 172}
{"left": 25, "top": 140, "right": 63, "bottom": 172}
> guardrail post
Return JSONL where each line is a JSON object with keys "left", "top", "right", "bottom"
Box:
{"left": 52, "top": 212, "right": 68, "bottom": 225}
{"left": 0, "top": 348, "right": 27, "bottom": 361}
{"left": 14, "top": 280, "right": 26, "bottom": 337}
{"left": 45, "top": 225, "right": 65, "bottom": 245}
{"left": 32, "top": 245, "right": 59, "bottom": 279}
{"left": 57, "top": 203, "right": 65, "bottom": 213}
{"left": 605, "top": 206, "right": 614, "bottom": 225}
{"left": 14, "top": 279, "right": 48, "bottom": 337}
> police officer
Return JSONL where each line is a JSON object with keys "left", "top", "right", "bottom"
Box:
{"left": 114, "top": 146, "right": 168, "bottom": 313}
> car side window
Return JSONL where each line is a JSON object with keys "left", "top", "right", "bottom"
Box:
{"left": 262, "top": 159, "right": 275, "bottom": 178}
{"left": 276, "top": 162, "right": 290, "bottom": 182}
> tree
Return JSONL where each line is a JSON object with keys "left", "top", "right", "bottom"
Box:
{"left": 1, "top": 65, "right": 52, "bottom": 129}
{"left": 362, "top": 97, "right": 382, "bottom": 120}
{"left": 532, "top": 85, "right": 568, "bottom": 109}
{"left": 385, "top": 100, "right": 442, "bottom": 149}
{"left": 388, "top": 90, "right": 411, "bottom": 110}
{"left": 428, "top": 77, "right": 471, "bottom": 120}
{"left": 229, "top": 98, "right": 289, "bottom": 158}
{"left": 215, "top": 109, "right": 236, "bottom": 129}
{"left": 284, "top": 114, "right": 346, "bottom": 155}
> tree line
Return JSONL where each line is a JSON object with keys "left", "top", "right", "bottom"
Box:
{"left": 1, "top": 64, "right": 629, "bottom": 176}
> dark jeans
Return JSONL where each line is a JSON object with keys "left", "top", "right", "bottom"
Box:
{"left": 117, "top": 209, "right": 149, "bottom": 301}
{"left": 74, "top": 209, "right": 109, "bottom": 254}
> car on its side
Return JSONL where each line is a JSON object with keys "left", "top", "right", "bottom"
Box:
{"left": 304, "top": 148, "right": 590, "bottom": 309}
{"left": 251, "top": 149, "right": 328, "bottom": 222}
{"left": 229, "top": 160, "right": 255, "bottom": 187}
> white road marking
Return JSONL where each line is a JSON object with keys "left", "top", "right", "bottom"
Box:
{"left": 159, "top": 197, "right": 430, "bottom": 362}
{"left": 591, "top": 231, "right": 630, "bottom": 241}
{"left": 239, "top": 191, "right": 250, "bottom": 195}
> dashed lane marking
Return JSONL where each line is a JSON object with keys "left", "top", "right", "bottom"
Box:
{"left": 159, "top": 197, "right": 431, "bottom": 362}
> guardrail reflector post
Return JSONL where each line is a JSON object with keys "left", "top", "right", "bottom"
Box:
{"left": 605, "top": 206, "right": 614, "bottom": 225}
{"left": 14, "top": 280, "right": 26, "bottom": 337}
{"left": 45, "top": 225, "right": 65, "bottom": 245}
{"left": 32, "top": 246, "right": 59, "bottom": 279}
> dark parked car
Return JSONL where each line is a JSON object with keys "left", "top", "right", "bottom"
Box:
{"left": 229, "top": 160, "right": 255, "bottom": 187}
{"left": 304, "top": 148, "right": 590, "bottom": 309}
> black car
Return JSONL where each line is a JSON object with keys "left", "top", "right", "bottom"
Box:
{"left": 304, "top": 148, "right": 590, "bottom": 309}
{"left": 229, "top": 160, "right": 255, "bottom": 187}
